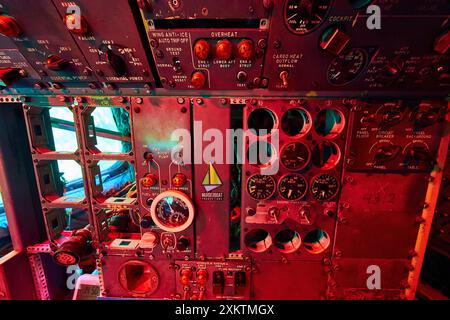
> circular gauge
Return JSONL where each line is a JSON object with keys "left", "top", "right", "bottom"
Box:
{"left": 303, "top": 229, "right": 330, "bottom": 254}
{"left": 311, "top": 141, "right": 341, "bottom": 170}
{"left": 150, "top": 190, "right": 195, "bottom": 232}
{"left": 274, "top": 229, "right": 302, "bottom": 253}
{"left": 280, "top": 142, "right": 311, "bottom": 171}
{"left": 349, "top": 0, "right": 373, "bottom": 9}
{"left": 247, "top": 141, "right": 277, "bottom": 168}
{"left": 246, "top": 174, "right": 276, "bottom": 200}
{"left": 281, "top": 108, "right": 312, "bottom": 137}
{"left": 310, "top": 174, "right": 339, "bottom": 201}
{"left": 244, "top": 229, "right": 272, "bottom": 253}
{"left": 314, "top": 108, "right": 345, "bottom": 138}
{"left": 327, "top": 48, "right": 368, "bottom": 86}
{"left": 284, "top": 0, "right": 333, "bottom": 35}
{"left": 278, "top": 174, "right": 308, "bottom": 200}
{"left": 118, "top": 260, "right": 159, "bottom": 295}
{"left": 247, "top": 108, "right": 277, "bottom": 136}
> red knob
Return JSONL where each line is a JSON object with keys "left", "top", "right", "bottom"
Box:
{"left": 191, "top": 71, "right": 206, "bottom": 89}
{"left": 215, "top": 39, "right": 233, "bottom": 60}
{"left": 237, "top": 39, "right": 254, "bottom": 60}
{"left": 194, "top": 39, "right": 210, "bottom": 60}
{"left": 142, "top": 173, "right": 158, "bottom": 188}
{"left": 46, "top": 55, "right": 70, "bottom": 70}
{"left": 172, "top": 173, "right": 187, "bottom": 187}
{"left": 0, "top": 15, "right": 22, "bottom": 37}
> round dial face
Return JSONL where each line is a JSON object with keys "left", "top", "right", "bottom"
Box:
{"left": 327, "top": 48, "right": 368, "bottom": 86}
{"left": 150, "top": 190, "right": 194, "bottom": 232}
{"left": 247, "top": 174, "right": 276, "bottom": 200}
{"left": 278, "top": 174, "right": 308, "bottom": 200}
{"left": 284, "top": 0, "right": 333, "bottom": 35}
{"left": 280, "top": 142, "right": 311, "bottom": 171}
{"left": 311, "top": 174, "right": 339, "bottom": 201}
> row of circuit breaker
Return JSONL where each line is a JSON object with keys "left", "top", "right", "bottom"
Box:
{"left": 0, "top": 0, "right": 449, "bottom": 95}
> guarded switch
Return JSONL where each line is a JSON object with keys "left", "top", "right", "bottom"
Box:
{"left": 194, "top": 39, "right": 211, "bottom": 60}
{"left": 0, "top": 15, "right": 22, "bottom": 37}
{"left": 234, "top": 271, "right": 247, "bottom": 296}
{"left": 215, "top": 39, "right": 233, "bottom": 60}
{"left": 237, "top": 39, "right": 254, "bottom": 60}
{"left": 212, "top": 271, "right": 225, "bottom": 295}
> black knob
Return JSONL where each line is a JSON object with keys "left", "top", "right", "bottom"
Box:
{"left": 106, "top": 49, "right": 127, "bottom": 77}
{"left": 140, "top": 215, "right": 153, "bottom": 229}
{"left": 407, "top": 146, "right": 432, "bottom": 163}
{"left": 176, "top": 237, "right": 190, "bottom": 251}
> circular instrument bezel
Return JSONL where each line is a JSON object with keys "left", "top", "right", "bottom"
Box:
{"left": 150, "top": 190, "right": 195, "bottom": 232}
{"left": 280, "top": 107, "right": 313, "bottom": 138}
{"left": 280, "top": 141, "right": 311, "bottom": 171}
{"left": 278, "top": 173, "right": 308, "bottom": 200}
{"left": 246, "top": 107, "right": 279, "bottom": 138}
{"left": 326, "top": 48, "right": 368, "bottom": 86}
{"left": 284, "top": 0, "right": 334, "bottom": 35}
{"left": 246, "top": 174, "right": 277, "bottom": 200}
{"left": 310, "top": 173, "right": 340, "bottom": 201}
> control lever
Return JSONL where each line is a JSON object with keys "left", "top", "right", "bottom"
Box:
{"left": 406, "top": 146, "right": 434, "bottom": 167}
{"left": 380, "top": 110, "right": 403, "bottom": 128}
{"left": 374, "top": 145, "right": 401, "bottom": 165}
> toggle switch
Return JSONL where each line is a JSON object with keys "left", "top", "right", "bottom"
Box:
{"left": 279, "top": 70, "right": 289, "bottom": 86}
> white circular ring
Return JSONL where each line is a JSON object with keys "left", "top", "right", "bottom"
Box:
{"left": 150, "top": 190, "right": 195, "bottom": 233}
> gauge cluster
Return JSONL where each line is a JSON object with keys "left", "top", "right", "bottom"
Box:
{"left": 1, "top": 0, "right": 448, "bottom": 302}
{"left": 241, "top": 99, "right": 350, "bottom": 261}
{"left": 264, "top": 0, "right": 449, "bottom": 93}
